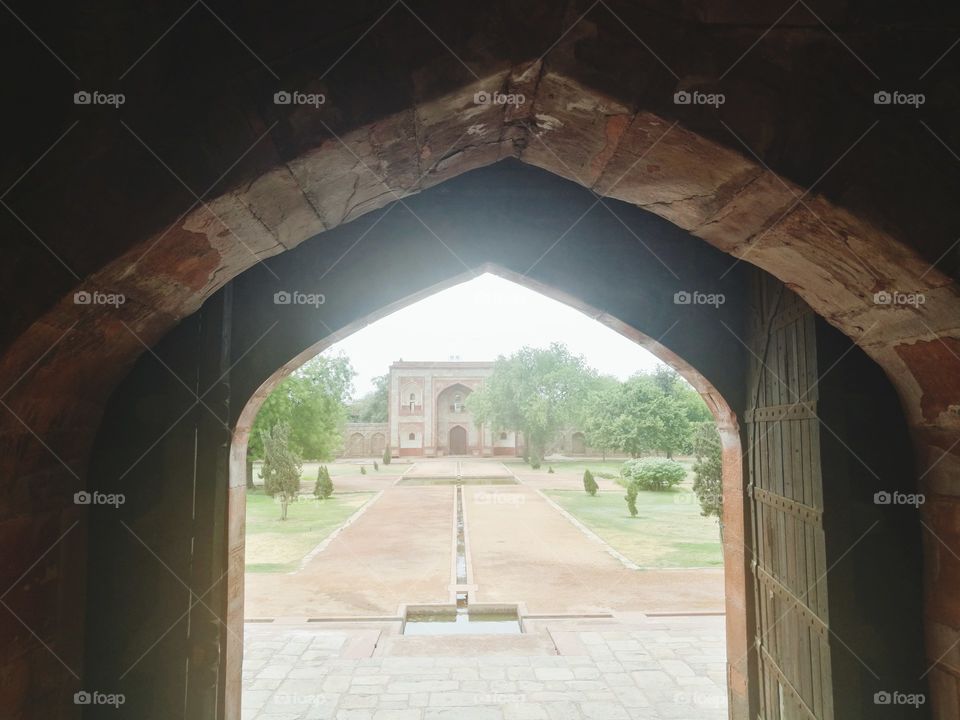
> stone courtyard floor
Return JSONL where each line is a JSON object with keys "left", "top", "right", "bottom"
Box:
{"left": 242, "top": 615, "right": 728, "bottom": 720}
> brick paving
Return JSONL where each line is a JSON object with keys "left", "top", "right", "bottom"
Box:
{"left": 242, "top": 616, "right": 728, "bottom": 720}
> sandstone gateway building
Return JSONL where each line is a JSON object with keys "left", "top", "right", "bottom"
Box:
{"left": 343, "top": 360, "right": 594, "bottom": 459}
{"left": 343, "top": 360, "right": 531, "bottom": 458}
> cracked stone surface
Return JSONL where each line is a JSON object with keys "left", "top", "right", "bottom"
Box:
{"left": 241, "top": 617, "right": 727, "bottom": 720}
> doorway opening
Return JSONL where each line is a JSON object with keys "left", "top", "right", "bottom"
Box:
{"left": 234, "top": 271, "right": 739, "bottom": 719}
{"left": 448, "top": 425, "right": 467, "bottom": 455}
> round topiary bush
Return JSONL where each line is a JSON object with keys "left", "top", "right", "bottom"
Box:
{"left": 620, "top": 458, "right": 687, "bottom": 491}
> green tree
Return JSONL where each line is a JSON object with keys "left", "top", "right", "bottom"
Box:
{"left": 350, "top": 374, "right": 389, "bottom": 422}
{"left": 621, "top": 457, "right": 687, "bottom": 491}
{"left": 261, "top": 422, "right": 302, "bottom": 520}
{"left": 581, "top": 376, "right": 622, "bottom": 458}
{"left": 583, "top": 370, "right": 697, "bottom": 458}
{"left": 314, "top": 464, "right": 334, "bottom": 500}
{"left": 583, "top": 469, "right": 598, "bottom": 496}
{"left": 468, "top": 343, "right": 595, "bottom": 466}
{"left": 382, "top": 445, "right": 392, "bottom": 465}
{"left": 692, "top": 422, "right": 723, "bottom": 524}
{"left": 249, "top": 354, "right": 355, "bottom": 461}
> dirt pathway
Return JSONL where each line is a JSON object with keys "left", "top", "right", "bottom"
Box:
{"left": 245, "top": 485, "right": 454, "bottom": 618}
{"left": 465, "top": 480, "right": 725, "bottom": 614}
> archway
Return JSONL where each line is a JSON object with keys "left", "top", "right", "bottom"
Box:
{"left": 3, "top": 10, "right": 957, "bottom": 714}
{"left": 570, "top": 432, "right": 586, "bottom": 455}
{"left": 347, "top": 432, "right": 364, "bottom": 457}
{"left": 74, "top": 161, "right": 930, "bottom": 720}
{"left": 369, "top": 432, "right": 385, "bottom": 456}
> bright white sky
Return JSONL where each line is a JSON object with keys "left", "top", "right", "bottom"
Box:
{"left": 323, "top": 273, "right": 663, "bottom": 399}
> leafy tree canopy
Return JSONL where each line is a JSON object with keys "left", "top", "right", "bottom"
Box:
{"left": 583, "top": 367, "right": 708, "bottom": 458}
{"left": 349, "top": 374, "right": 389, "bottom": 423}
{"left": 249, "top": 354, "right": 355, "bottom": 461}
{"left": 468, "top": 343, "right": 597, "bottom": 462}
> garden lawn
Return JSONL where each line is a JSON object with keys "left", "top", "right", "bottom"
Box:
{"left": 252, "top": 461, "right": 392, "bottom": 483}
{"left": 245, "top": 491, "right": 374, "bottom": 573}
{"left": 545, "top": 487, "right": 722, "bottom": 569}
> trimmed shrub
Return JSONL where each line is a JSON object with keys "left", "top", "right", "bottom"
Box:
{"left": 360, "top": 465, "right": 367, "bottom": 475}
{"left": 314, "top": 464, "right": 334, "bottom": 500}
{"left": 621, "top": 458, "right": 687, "bottom": 491}
{"left": 383, "top": 445, "right": 392, "bottom": 465}
{"left": 583, "top": 469, "right": 598, "bottom": 496}
{"left": 547, "top": 465, "right": 555, "bottom": 474}
{"left": 624, "top": 482, "right": 639, "bottom": 517}
{"left": 373, "top": 460, "right": 379, "bottom": 471}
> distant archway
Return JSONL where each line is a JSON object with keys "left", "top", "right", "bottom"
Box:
{"left": 347, "top": 433, "right": 365, "bottom": 457}
{"left": 570, "top": 432, "right": 586, "bottom": 455}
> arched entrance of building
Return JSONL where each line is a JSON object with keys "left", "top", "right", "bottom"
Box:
{"left": 449, "top": 425, "right": 468, "bottom": 455}
{"left": 347, "top": 432, "right": 365, "bottom": 457}
{"left": 570, "top": 432, "right": 586, "bottom": 455}
{"left": 369, "top": 432, "right": 385, "bottom": 456}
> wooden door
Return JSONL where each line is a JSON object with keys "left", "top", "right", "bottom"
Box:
{"left": 746, "top": 275, "right": 833, "bottom": 719}
{"left": 449, "top": 426, "right": 467, "bottom": 455}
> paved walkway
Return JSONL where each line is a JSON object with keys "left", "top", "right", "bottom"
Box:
{"left": 242, "top": 616, "right": 728, "bottom": 720}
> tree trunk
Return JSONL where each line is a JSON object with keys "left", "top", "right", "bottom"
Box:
{"left": 246, "top": 457, "right": 255, "bottom": 489}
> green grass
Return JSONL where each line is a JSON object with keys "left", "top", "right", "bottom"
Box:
{"left": 251, "top": 461, "right": 395, "bottom": 483}
{"left": 545, "top": 486, "right": 722, "bottom": 569}
{"left": 502, "top": 458, "right": 626, "bottom": 477}
{"left": 245, "top": 490, "right": 374, "bottom": 573}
